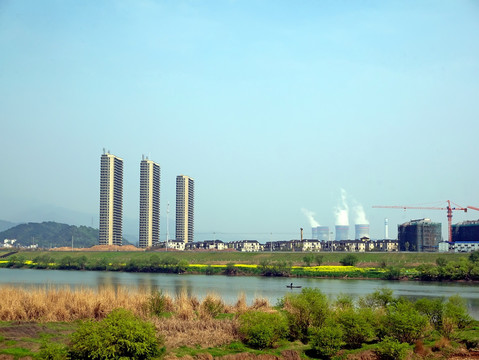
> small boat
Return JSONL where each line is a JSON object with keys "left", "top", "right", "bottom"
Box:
{"left": 286, "top": 284, "right": 302, "bottom": 289}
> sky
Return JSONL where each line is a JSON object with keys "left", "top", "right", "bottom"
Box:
{"left": 1, "top": 0, "right": 478, "bottom": 243}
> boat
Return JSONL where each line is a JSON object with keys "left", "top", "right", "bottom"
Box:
{"left": 286, "top": 284, "right": 302, "bottom": 289}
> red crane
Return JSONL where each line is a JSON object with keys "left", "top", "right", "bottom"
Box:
{"left": 468, "top": 206, "right": 479, "bottom": 212}
{"left": 372, "top": 200, "right": 468, "bottom": 243}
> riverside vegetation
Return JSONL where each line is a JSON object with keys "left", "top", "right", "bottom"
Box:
{"left": 0, "top": 286, "right": 477, "bottom": 360}
{"left": 1, "top": 250, "right": 479, "bottom": 281}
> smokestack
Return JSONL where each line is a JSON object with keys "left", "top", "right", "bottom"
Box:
{"left": 355, "top": 224, "right": 370, "bottom": 240}
{"left": 335, "top": 225, "right": 349, "bottom": 241}
{"left": 385, "top": 218, "right": 389, "bottom": 239}
{"left": 300, "top": 228, "right": 303, "bottom": 242}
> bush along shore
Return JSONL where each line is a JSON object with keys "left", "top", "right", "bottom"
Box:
{"left": 1, "top": 250, "right": 479, "bottom": 281}
{"left": 0, "top": 286, "right": 477, "bottom": 360}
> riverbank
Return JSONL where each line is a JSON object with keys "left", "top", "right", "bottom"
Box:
{"left": 1, "top": 250, "right": 479, "bottom": 281}
{"left": 0, "top": 286, "right": 477, "bottom": 360}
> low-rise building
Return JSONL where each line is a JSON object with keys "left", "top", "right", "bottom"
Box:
{"left": 453, "top": 241, "right": 479, "bottom": 253}
{"left": 186, "top": 240, "right": 226, "bottom": 251}
{"left": 229, "top": 240, "right": 262, "bottom": 252}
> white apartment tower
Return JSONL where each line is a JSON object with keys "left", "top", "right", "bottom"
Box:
{"left": 99, "top": 151, "right": 123, "bottom": 246}
{"left": 176, "top": 175, "right": 194, "bottom": 242}
{"left": 139, "top": 156, "right": 160, "bottom": 248}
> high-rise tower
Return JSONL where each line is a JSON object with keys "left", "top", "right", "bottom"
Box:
{"left": 99, "top": 151, "right": 123, "bottom": 246}
{"left": 139, "top": 156, "right": 160, "bottom": 248}
{"left": 175, "top": 175, "right": 194, "bottom": 242}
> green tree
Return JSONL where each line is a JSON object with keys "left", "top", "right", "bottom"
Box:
{"left": 436, "top": 257, "right": 448, "bottom": 267}
{"left": 315, "top": 254, "right": 324, "bottom": 266}
{"left": 443, "top": 294, "right": 472, "bottom": 329}
{"left": 339, "top": 254, "right": 358, "bottom": 266}
{"left": 303, "top": 254, "right": 314, "bottom": 267}
{"left": 69, "top": 308, "right": 163, "bottom": 360}
{"left": 414, "top": 298, "right": 444, "bottom": 330}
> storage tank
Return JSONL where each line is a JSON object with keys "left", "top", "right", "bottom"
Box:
{"left": 355, "top": 224, "right": 370, "bottom": 240}
{"left": 335, "top": 225, "right": 349, "bottom": 241}
{"left": 318, "top": 226, "right": 330, "bottom": 241}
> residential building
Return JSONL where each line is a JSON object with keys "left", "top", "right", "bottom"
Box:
{"left": 139, "top": 157, "right": 160, "bottom": 248}
{"left": 99, "top": 151, "right": 123, "bottom": 246}
{"left": 175, "top": 175, "right": 194, "bottom": 242}
{"left": 229, "top": 240, "right": 262, "bottom": 252}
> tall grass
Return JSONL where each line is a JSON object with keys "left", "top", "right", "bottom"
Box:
{"left": 0, "top": 286, "right": 269, "bottom": 323}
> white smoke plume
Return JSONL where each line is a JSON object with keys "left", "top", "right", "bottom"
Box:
{"left": 334, "top": 188, "right": 349, "bottom": 226}
{"left": 353, "top": 202, "right": 369, "bottom": 224}
{"left": 301, "top": 208, "right": 320, "bottom": 227}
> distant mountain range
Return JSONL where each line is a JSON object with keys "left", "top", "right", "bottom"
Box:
{"left": 0, "top": 221, "right": 132, "bottom": 248}
{"left": 0, "top": 220, "right": 16, "bottom": 232}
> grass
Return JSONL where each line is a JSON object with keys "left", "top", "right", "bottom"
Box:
{"left": 1, "top": 249, "right": 470, "bottom": 268}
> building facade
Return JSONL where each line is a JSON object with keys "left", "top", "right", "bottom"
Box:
{"left": 99, "top": 151, "right": 123, "bottom": 246}
{"left": 139, "top": 157, "right": 160, "bottom": 248}
{"left": 398, "top": 218, "right": 441, "bottom": 252}
{"left": 175, "top": 175, "right": 194, "bottom": 242}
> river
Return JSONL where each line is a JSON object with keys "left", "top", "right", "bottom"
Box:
{"left": 1, "top": 268, "right": 478, "bottom": 319}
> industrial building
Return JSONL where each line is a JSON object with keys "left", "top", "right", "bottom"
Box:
{"left": 99, "top": 151, "right": 123, "bottom": 246}
{"left": 335, "top": 225, "right": 349, "bottom": 240}
{"left": 398, "top": 218, "right": 441, "bottom": 252}
{"left": 175, "top": 175, "right": 195, "bottom": 242}
{"left": 452, "top": 220, "right": 479, "bottom": 243}
{"left": 355, "top": 224, "right": 369, "bottom": 240}
{"left": 139, "top": 157, "right": 160, "bottom": 248}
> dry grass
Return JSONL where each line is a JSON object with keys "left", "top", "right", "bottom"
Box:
{"left": 154, "top": 317, "right": 239, "bottom": 349}
{"left": 0, "top": 286, "right": 273, "bottom": 323}
{"left": 0, "top": 286, "right": 150, "bottom": 321}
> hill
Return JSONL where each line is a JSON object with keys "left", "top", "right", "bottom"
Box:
{"left": 0, "top": 221, "right": 132, "bottom": 248}
{"left": 0, "top": 220, "right": 16, "bottom": 232}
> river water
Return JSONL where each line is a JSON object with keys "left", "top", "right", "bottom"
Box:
{"left": 1, "top": 268, "right": 479, "bottom": 319}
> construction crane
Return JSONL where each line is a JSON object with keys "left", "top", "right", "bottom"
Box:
{"left": 468, "top": 206, "right": 479, "bottom": 212}
{"left": 372, "top": 200, "right": 468, "bottom": 243}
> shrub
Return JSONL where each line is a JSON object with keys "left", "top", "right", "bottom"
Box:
{"left": 238, "top": 310, "right": 288, "bottom": 349}
{"left": 200, "top": 294, "right": 225, "bottom": 318}
{"left": 414, "top": 298, "right": 444, "bottom": 330}
{"left": 339, "top": 254, "right": 358, "bottom": 266}
{"left": 336, "top": 308, "right": 375, "bottom": 348}
{"left": 69, "top": 308, "right": 164, "bottom": 360}
{"left": 469, "top": 250, "right": 479, "bottom": 263}
{"left": 383, "top": 301, "right": 428, "bottom": 343}
{"left": 283, "top": 288, "right": 330, "bottom": 341}
{"left": 225, "top": 262, "right": 238, "bottom": 275}
{"left": 147, "top": 291, "right": 172, "bottom": 316}
{"left": 375, "top": 336, "right": 409, "bottom": 360}
{"left": 443, "top": 294, "right": 472, "bottom": 329}
{"left": 309, "top": 323, "right": 344, "bottom": 359}
{"left": 360, "top": 288, "right": 394, "bottom": 309}
{"left": 38, "top": 342, "right": 69, "bottom": 360}
{"left": 176, "top": 259, "right": 189, "bottom": 273}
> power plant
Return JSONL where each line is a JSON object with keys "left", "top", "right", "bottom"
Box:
{"left": 335, "top": 225, "right": 349, "bottom": 241}
{"left": 312, "top": 226, "right": 329, "bottom": 241}
{"left": 355, "top": 224, "right": 369, "bottom": 240}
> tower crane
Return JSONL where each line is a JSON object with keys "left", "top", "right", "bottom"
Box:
{"left": 372, "top": 200, "right": 468, "bottom": 243}
{"left": 468, "top": 206, "right": 479, "bottom": 212}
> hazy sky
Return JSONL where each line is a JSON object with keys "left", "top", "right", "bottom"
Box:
{"left": 1, "top": 0, "right": 478, "bottom": 242}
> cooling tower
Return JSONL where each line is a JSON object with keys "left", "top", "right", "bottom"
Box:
{"left": 335, "top": 225, "right": 349, "bottom": 241}
{"left": 318, "top": 226, "right": 329, "bottom": 241}
{"left": 355, "top": 224, "right": 370, "bottom": 240}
